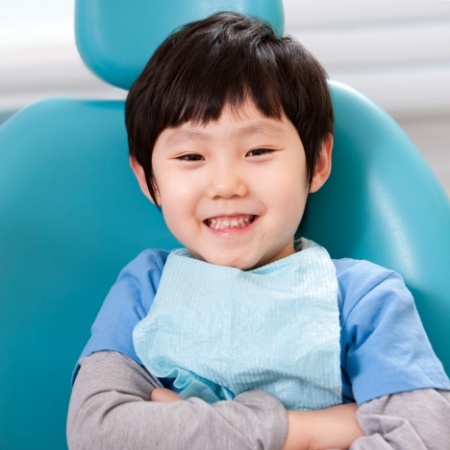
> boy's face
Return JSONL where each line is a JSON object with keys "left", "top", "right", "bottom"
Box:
{"left": 132, "top": 100, "right": 331, "bottom": 270}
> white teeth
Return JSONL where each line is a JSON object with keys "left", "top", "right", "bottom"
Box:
{"left": 207, "top": 215, "right": 254, "bottom": 230}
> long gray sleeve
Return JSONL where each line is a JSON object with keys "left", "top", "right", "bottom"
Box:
{"left": 67, "top": 351, "right": 288, "bottom": 450}
{"left": 351, "top": 388, "right": 450, "bottom": 449}
{"left": 68, "top": 351, "right": 450, "bottom": 450}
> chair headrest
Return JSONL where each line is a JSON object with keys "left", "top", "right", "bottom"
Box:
{"left": 75, "top": 0, "right": 284, "bottom": 90}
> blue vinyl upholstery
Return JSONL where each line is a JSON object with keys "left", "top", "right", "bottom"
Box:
{"left": 0, "top": 1, "right": 448, "bottom": 448}
{"left": 75, "top": 0, "right": 284, "bottom": 89}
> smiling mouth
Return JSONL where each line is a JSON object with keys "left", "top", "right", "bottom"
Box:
{"left": 204, "top": 215, "right": 256, "bottom": 231}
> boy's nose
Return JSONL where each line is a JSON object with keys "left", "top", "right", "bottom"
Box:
{"left": 206, "top": 169, "right": 248, "bottom": 199}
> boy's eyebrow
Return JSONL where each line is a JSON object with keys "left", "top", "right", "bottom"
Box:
{"left": 164, "top": 129, "right": 208, "bottom": 146}
{"left": 237, "top": 122, "right": 285, "bottom": 138}
{"left": 164, "top": 120, "right": 285, "bottom": 146}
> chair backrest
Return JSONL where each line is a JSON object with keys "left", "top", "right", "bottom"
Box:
{"left": 75, "top": 0, "right": 284, "bottom": 90}
{"left": 0, "top": 2, "right": 283, "bottom": 449}
{"left": 302, "top": 81, "right": 450, "bottom": 374}
{"left": 0, "top": 1, "right": 448, "bottom": 449}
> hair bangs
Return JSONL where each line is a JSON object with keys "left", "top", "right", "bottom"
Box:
{"left": 157, "top": 45, "right": 284, "bottom": 130}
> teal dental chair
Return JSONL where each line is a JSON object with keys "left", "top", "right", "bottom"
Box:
{"left": 0, "top": 1, "right": 449, "bottom": 449}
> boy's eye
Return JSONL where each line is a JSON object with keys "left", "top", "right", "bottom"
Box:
{"left": 246, "top": 148, "right": 274, "bottom": 157}
{"left": 177, "top": 153, "right": 204, "bottom": 161}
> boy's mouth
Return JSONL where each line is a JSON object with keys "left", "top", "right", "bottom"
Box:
{"left": 204, "top": 215, "right": 256, "bottom": 231}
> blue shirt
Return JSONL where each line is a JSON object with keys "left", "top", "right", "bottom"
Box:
{"left": 75, "top": 248, "right": 450, "bottom": 405}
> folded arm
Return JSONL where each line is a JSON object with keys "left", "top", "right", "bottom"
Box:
{"left": 68, "top": 351, "right": 450, "bottom": 450}
{"left": 67, "top": 351, "right": 288, "bottom": 450}
{"left": 350, "top": 388, "right": 450, "bottom": 449}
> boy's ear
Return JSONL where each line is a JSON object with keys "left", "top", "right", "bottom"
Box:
{"left": 129, "top": 156, "right": 160, "bottom": 205}
{"left": 309, "top": 134, "right": 333, "bottom": 194}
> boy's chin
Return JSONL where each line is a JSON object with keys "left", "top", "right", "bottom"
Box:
{"left": 190, "top": 250, "right": 256, "bottom": 270}
{"left": 194, "top": 251, "right": 275, "bottom": 271}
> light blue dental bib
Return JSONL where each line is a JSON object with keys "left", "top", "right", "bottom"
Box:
{"left": 133, "top": 240, "right": 342, "bottom": 410}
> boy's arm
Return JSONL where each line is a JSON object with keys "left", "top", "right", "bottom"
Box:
{"left": 282, "top": 389, "right": 450, "bottom": 449}
{"left": 282, "top": 404, "right": 363, "bottom": 450}
{"left": 153, "top": 388, "right": 364, "bottom": 450}
{"left": 350, "top": 389, "right": 450, "bottom": 449}
{"left": 67, "top": 351, "right": 288, "bottom": 450}
{"left": 68, "top": 351, "right": 366, "bottom": 450}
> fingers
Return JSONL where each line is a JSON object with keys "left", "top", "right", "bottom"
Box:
{"left": 151, "top": 387, "right": 184, "bottom": 402}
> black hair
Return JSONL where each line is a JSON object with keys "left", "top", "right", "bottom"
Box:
{"left": 126, "top": 11, "right": 333, "bottom": 202}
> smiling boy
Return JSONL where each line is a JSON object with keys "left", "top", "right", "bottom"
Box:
{"left": 130, "top": 101, "right": 332, "bottom": 270}
{"left": 68, "top": 12, "right": 450, "bottom": 450}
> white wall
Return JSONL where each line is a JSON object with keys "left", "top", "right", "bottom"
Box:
{"left": 1, "top": 0, "right": 449, "bottom": 193}
{"left": 283, "top": 0, "right": 450, "bottom": 194}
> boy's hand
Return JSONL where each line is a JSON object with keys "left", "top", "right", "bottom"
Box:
{"left": 283, "top": 403, "right": 364, "bottom": 450}
{"left": 151, "top": 387, "right": 184, "bottom": 402}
